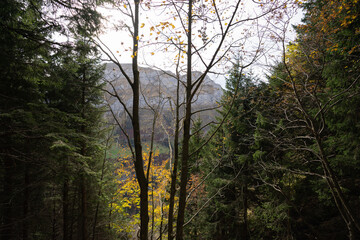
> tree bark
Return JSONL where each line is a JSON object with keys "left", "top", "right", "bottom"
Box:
{"left": 283, "top": 44, "right": 360, "bottom": 239}
{"left": 242, "top": 161, "right": 249, "bottom": 240}
{"left": 81, "top": 176, "right": 87, "bottom": 240}
{"left": 132, "top": 2, "right": 148, "bottom": 240}
{"left": 23, "top": 163, "right": 29, "bottom": 240}
{"left": 176, "top": 1, "right": 193, "bottom": 239}
{"left": 63, "top": 164, "right": 69, "bottom": 240}
{"left": 70, "top": 185, "right": 77, "bottom": 240}
{"left": 80, "top": 68, "right": 87, "bottom": 240}
{"left": 1, "top": 156, "right": 14, "bottom": 240}
{"left": 315, "top": 136, "right": 360, "bottom": 239}
{"left": 92, "top": 132, "right": 111, "bottom": 240}
{"left": 168, "top": 70, "right": 181, "bottom": 240}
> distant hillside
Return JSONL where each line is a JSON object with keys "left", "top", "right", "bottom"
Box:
{"left": 103, "top": 63, "right": 223, "bottom": 144}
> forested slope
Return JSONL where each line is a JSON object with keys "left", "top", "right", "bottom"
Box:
{"left": 0, "top": 1, "right": 117, "bottom": 239}
{"left": 1, "top": 0, "right": 360, "bottom": 239}
{"left": 185, "top": 0, "right": 360, "bottom": 239}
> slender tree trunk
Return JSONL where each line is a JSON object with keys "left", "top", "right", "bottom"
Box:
{"left": 132, "top": 1, "right": 148, "bottom": 239}
{"left": 159, "top": 199, "right": 164, "bottom": 240}
{"left": 63, "top": 177, "right": 69, "bottom": 240}
{"left": 81, "top": 176, "right": 87, "bottom": 240}
{"left": 80, "top": 69, "right": 87, "bottom": 240}
{"left": 134, "top": 90, "right": 148, "bottom": 240}
{"left": 348, "top": 222, "right": 360, "bottom": 240}
{"left": 70, "top": 186, "right": 77, "bottom": 240}
{"left": 242, "top": 164, "right": 249, "bottom": 240}
{"left": 92, "top": 188, "right": 100, "bottom": 240}
{"left": 52, "top": 191, "right": 57, "bottom": 240}
{"left": 315, "top": 136, "right": 360, "bottom": 239}
{"left": 108, "top": 202, "right": 113, "bottom": 231}
{"left": 176, "top": 1, "right": 193, "bottom": 239}
{"left": 1, "top": 157, "right": 14, "bottom": 240}
{"left": 63, "top": 159, "right": 70, "bottom": 240}
{"left": 23, "top": 163, "right": 29, "bottom": 240}
{"left": 151, "top": 184, "right": 155, "bottom": 240}
{"left": 92, "top": 134, "right": 111, "bottom": 240}
{"left": 284, "top": 51, "right": 360, "bottom": 239}
{"left": 168, "top": 71, "right": 181, "bottom": 240}
{"left": 175, "top": 85, "right": 191, "bottom": 240}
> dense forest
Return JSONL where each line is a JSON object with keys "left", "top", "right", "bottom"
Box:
{"left": 1, "top": 0, "right": 360, "bottom": 240}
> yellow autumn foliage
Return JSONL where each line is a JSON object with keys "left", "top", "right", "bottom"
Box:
{"left": 111, "top": 146, "right": 173, "bottom": 237}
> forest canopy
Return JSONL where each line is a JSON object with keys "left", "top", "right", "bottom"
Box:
{"left": 1, "top": 0, "right": 360, "bottom": 240}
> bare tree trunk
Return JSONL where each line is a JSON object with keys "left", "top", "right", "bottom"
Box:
{"left": 23, "top": 164, "right": 29, "bottom": 240}
{"left": 151, "top": 184, "right": 155, "bottom": 240}
{"left": 92, "top": 130, "right": 112, "bottom": 240}
{"left": 80, "top": 176, "right": 87, "bottom": 240}
{"left": 315, "top": 136, "right": 360, "bottom": 239}
{"left": 159, "top": 198, "right": 164, "bottom": 240}
{"left": 176, "top": 1, "right": 193, "bottom": 239}
{"left": 70, "top": 186, "right": 77, "bottom": 240}
{"left": 52, "top": 195, "right": 57, "bottom": 240}
{"left": 132, "top": 2, "right": 148, "bottom": 240}
{"left": 168, "top": 69, "right": 181, "bottom": 240}
{"left": 63, "top": 175, "right": 69, "bottom": 240}
{"left": 80, "top": 69, "right": 87, "bottom": 240}
{"left": 348, "top": 222, "right": 360, "bottom": 240}
{"left": 96, "top": 0, "right": 148, "bottom": 238}
{"left": 1, "top": 157, "right": 14, "bottom": 240}
{"left": 242, "top": 161, "right": 249, "bottom": 240}
{"left": 282, "top": 50, "right": 360, "bottom": 238}
{"left": 108, "top": 202, "right": 112, "bottom": 231}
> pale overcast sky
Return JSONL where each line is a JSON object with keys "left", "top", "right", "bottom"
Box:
{"left": 97, "top": 1, "right": 303, "bottom": 88}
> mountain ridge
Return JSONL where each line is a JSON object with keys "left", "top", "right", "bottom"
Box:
{"left": 103, "top": 63, "right": 223, "bottom": 143}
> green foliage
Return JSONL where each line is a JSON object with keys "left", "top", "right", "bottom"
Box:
{"left": 189, "top": 3, "right": 360, "bottom": 235}
{"left": 2, "top": 0, "right": 360, "bottom": 239}
{"left": 184, "top": 65, "right": 265, "bottom": 239}
{"left": 0, "top": 1, "right": 120, "bottom": 239}
{"left": 252, "top": 150, "right": 265, "bottom": 161}
{"left": 253, "top": 202, "right": 290, "bottom": 233}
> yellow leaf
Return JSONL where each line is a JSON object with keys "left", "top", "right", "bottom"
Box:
{"left": 151, "top": 52, "right": 155, "bottom": 55}
{"left": 140, "top": 23, "right": 145, "bottom": 28}
{"left": 136, "top": 36, "right": 139, "bottom": 40}
{"left": 131, "top": 55, "right": 134, "bottom": 58}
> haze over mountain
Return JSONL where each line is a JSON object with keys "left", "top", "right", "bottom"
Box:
{"left": 103, "top": 63, "right": 223, "bottom": 143}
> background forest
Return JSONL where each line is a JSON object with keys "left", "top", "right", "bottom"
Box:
{"left": 1, "top": 0, "right": 360, "bottom": 240}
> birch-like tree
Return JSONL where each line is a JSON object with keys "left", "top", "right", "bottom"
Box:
{"left": 97, "top": 0, "right": 298, "bottom": 239}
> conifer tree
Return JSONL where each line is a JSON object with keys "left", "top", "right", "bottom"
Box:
{"left": 0, "top": 1, "right": 114, "bottom": 239}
